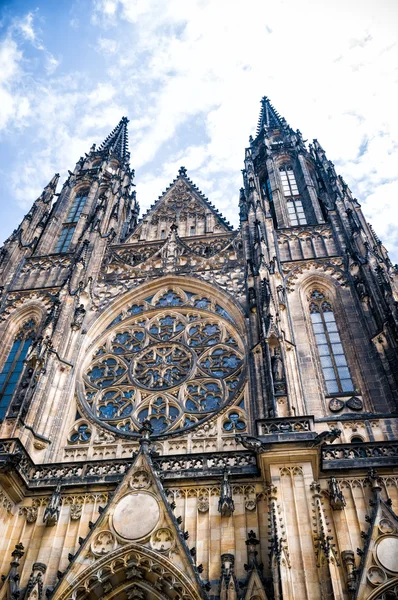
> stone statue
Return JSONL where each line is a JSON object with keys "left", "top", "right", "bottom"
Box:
{"left": 271, "top": 348, "right": 284, "bottom": 382}
{"left": 71, "top": 304, "right": 86, "bottom": 330}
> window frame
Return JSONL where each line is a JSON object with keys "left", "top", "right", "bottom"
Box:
{"left": 287, "top": 198, "right": 307, "bottom": 226}
{"left": 279, "top": 166, "right": 299, "bottom": 197}
{"left": 0, "top": 319, "right": 36, "bottom": 420}
{"left": 55, "top": 225, "right": 76, "bottom": 253}
{"left": 309, "top": 290, "right": 354, "bottom": 395}
{"left": 55, "top": 191, "right": 88, "bottom": 254}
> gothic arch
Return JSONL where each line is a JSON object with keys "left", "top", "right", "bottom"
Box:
{"left": 0, "top": 303, "right": 43, "bottom": 368}
{"left": 88, "top": 275, "right": 247, "bottom": 341}
{"left": 53, "top": 542, "right": 204, "bottom": 600}
{"left": 366, "top": 578, "right": 398, "bottom": 600}
{"left": 296, "top": 274, "right": 369, "bottom": 411}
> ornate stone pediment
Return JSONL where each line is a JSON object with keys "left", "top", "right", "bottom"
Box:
{"left": 51, "top": 444, "right": 208, "bottom": 600}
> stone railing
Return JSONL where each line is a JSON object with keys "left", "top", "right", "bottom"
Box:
{"left": 256, "top": 416, "right": 314, "bottom": 440}
{"left": 321, "top": 441, "right": 398, "bottom": 470}
{"left": 153, "top": 451, "right": 258, "bottom": 479}
{"left": 0, "top": 439, "right": 257, "bottom": 487}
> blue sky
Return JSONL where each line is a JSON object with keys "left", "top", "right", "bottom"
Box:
{"left": 1, "top": 0, "right": 398, "bottom": 261}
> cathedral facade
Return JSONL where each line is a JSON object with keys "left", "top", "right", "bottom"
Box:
{"left": 0, "top": 98, "right": 397, "bottom": 600}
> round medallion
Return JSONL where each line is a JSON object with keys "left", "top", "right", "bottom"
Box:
{"left": 367, "top": 566, "right": 387, "bottom": 586}
{"left": 150, "top": 527, "right": 174, "bottom": 553}
{"left": 376, "top": 536, "right": 398, "bottom": 572}
{"left": 379, "top": 519, "right": 396, "bottom": 535}
{"left": 91, "top": 530, "right": 117, "bottom": 557}
{"left": 113, "top": 493, "right": 160, "bottom": 540}
{"left": 131, "top": 343, "right": 193, "bottom": 390}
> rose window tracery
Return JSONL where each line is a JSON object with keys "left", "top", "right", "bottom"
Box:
{"left": 79, "top": 287, "right": 246, "bottom": 436}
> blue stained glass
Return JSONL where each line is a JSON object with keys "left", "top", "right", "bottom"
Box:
{"left": 150, "top": 416, "right": 168, "bottom": 432}
{"left": 194, "top": 298, "right": 210, "bottom": 309}
{"left": 156, "top": 291, "right": 183, "bottom": 307}
{"left": 138, "top": 408, "right": 149, "bottom": 421}
{"left": 0, "top": 331, "right": 33, "bottom": 420}
{"left": 128, "top": 304, "right": 144, "bottom": 315}
{"left": 99, "top": 404, "right": 118, "bottom": 419}
{"left": 169, "top": 407, "right": 179, "bottom": 419}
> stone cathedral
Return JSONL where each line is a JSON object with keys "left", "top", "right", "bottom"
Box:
{"left": 0, "top": 97, "right": 397, "bottom": 600}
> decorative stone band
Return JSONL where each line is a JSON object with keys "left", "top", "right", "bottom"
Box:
{"left": 256, "top": 416, "right": 313, "bottom": 438}
{"left": 321, "top": 441, "right": 398, "bottom": 470}
{"left": 0, "top": 439, "right": 258, "bottom": 486}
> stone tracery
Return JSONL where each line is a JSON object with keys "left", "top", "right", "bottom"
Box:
{"left": 79, "top": 287, "right": 245, "bottom": 436}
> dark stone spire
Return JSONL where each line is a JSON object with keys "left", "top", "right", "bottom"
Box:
{"left": 97, "top": 116, "right": 130, "bottom": 162}
{"left": 256, "top": 96, "right": 286, "bottom": 134}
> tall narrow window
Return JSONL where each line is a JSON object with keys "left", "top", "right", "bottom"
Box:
{"left": 55, "top": 191, "right": 87, "bottom": 253}
{"left": 0, "top": 319, "right": 36, "bottom": 420}
{"left": 309, "top": 290, "right": 354, "bottom": 394}
{"left": 287, "top": 199, "right": 307, "bottom": 225}
{"left": 280, "top": 166, "right": 299, "bottom": 196}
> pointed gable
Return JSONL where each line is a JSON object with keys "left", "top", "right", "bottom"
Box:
{"left": 128, "top": 167, "right": 233, "bottom": 243}
{"left": 52, "top": 430, "right": 208, "bottom": 600}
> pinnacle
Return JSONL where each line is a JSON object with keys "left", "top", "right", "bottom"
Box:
{"left": 97, "top": 116, "right": 130, "bottom": 162}
{"left": 256, "top": 96, "right": 286, "bottom": 134}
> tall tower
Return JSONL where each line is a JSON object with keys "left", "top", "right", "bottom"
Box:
{"left": 0, "top": 101, "right": 397, "bottom": 600}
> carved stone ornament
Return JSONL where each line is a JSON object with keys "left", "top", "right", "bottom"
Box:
{"left": 346, "top": 396, "right": 363, "bottom": 411}
{"left": 70, "top": 504, "right": 83, "bottom": 521}
{"left": 91, "top": 530, "right": 117, "bottom": 557}
{"left": 367, "top": 566, "right": 387, "bottom": 586}
{"left": 129, "top": 469, "right": 151, "bottom": 490}
{"left": 245, "top": 498, "right": 257, "bottom": 511}
{"left": 197, "top": 496, "right": 209, "bottom": 513}
{"left": 150, "top": 527, "right": 175, "bottom": 553}
{"left": 379, "top": 518, "right": 396, "bottom": 535}
{"left": 127, "top": 585, "right": 145, "bottom": 600}
{"left": 329, "top": 397, "right": 344, "bottom": 413}
{"left": 20, "top": 505, "right": 38, "bottom": 524}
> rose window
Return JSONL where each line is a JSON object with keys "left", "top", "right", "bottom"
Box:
{"left": 79, "top": 287, "right": 245, "bottom": 437}
{"left": 132, "top": 344, "right": 193, "bottom": 389}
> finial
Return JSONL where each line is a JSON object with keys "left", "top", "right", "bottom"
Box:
{"left": 178, "top": 166, "right": 187, "bottom": 176}
{"left": 139, "top": 419, "right": 153, "bottom": 450}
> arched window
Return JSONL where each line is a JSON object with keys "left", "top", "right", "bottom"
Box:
{"left": 279, "top": 166, "right": 307, "bottom": 226}
{"left": 0, "top": 319, "right": 36, "bottom": 420}
{"left": 55, "top": 191, "right": 88, "bottom": 253}
{"left": 309, "top": 290, "right": 354, "bottom": 394}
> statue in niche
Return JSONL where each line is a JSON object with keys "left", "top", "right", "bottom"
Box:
{"left": 161, "top": 224, "right": 181, "bottom": 272}
{"left": 271, "top": 347, "right": 286, "bottom": 395}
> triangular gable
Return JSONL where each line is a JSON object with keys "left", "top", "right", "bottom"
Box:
{"left": 52, "top": 434, "right": 207, "bottom": 600}
{"left": 128, "top": 168, "right": 233, "bottom": 243}
{"left": 355, "top": 476, "right": 398, "bottom": 600}
{"left": 243, "top": 568, "right": 270, "bottom": 600}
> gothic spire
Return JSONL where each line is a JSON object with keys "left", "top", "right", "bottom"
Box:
{"left": 256, "top": 96, "right": 286, "bottom": 134}
{"left": 97, "top": 116, "right": 130, "bottom": 162}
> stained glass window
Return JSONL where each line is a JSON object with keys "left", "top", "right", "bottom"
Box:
{"left": 80, "top": 288, "right": 245, "bottom": 436}
{"left": 55, "top": 192, "right": 87, "bottom": 253}
{"left": 309, "top": 290, "right": 354, "bottom": 394}
{"left": 55, "top": 226, "right": 76, "bottom": 253}
{"left": 0, "top": 319, "right": 36, "bottom": 420}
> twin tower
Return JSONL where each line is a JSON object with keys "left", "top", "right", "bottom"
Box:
{"left": 0, "top": 98, "right": 397, "bottom": 600}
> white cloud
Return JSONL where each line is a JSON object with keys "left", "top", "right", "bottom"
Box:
{"left": 1, "top": 0, "right": 398, "bottom": 262}
{"left": 96, "top": 36, "right": 118, "bottom": 54}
